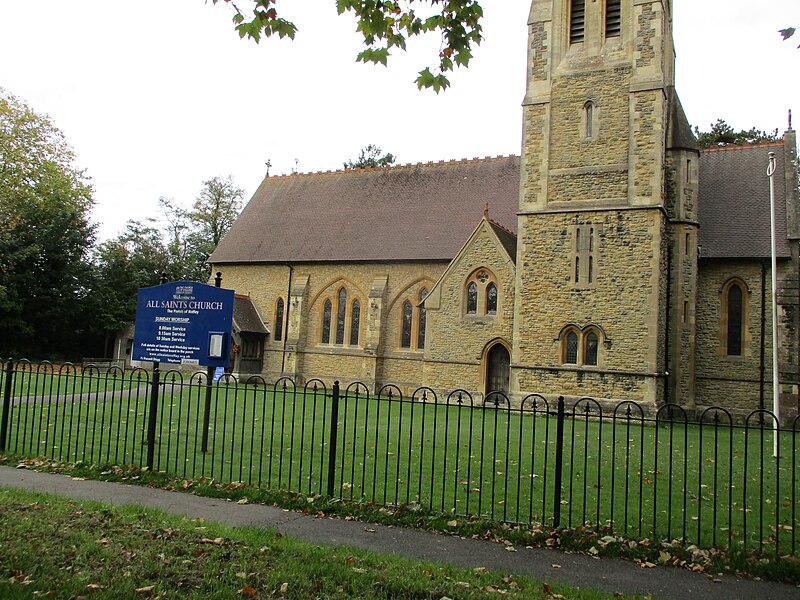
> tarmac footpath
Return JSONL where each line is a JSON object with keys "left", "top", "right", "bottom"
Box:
{"left": 0, "top": 466, "right": 797, "bottom": 600}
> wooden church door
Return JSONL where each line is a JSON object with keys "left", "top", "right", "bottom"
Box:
{"left": 486, "top": 344, "right": 510, "bottom": 394}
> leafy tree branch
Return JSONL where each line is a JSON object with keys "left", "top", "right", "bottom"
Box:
{"left": 210, "top": 0, "right": 484, "bottom": 92}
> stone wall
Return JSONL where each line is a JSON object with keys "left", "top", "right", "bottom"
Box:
{"left": 696, "top": 259, "right": 799, "bottom": 422}
{"left": 513, "top": 208, "right": 665, "bottom": 405}
{"left": 213, "top": 262, "right": 446, "bottom": 389}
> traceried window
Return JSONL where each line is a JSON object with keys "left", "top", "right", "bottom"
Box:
{"left": 565, "top": 331, "right": 579, "bottom": 364}
{"left": 605, "top": 0, "right": 621, "bottom": 38}
{"left": 486, "top": 283, "right": 498, "bottom": 315}
{"left": 467, "top": 282, "right": 478, "bottom": 314}
{"left": 350, "top": 299, "right": 360, "bottom": 346}
{"left": 570, "top": 0, "right": 585, "bottom": 44}
{"left": 726, "top": 283, "right": 743, "bottom": 356}
{"left": 401, "top": 300, "right": 413, "bottom": 348}
{"left": 465, "top": 269, "right": 500, "bottom": 318}
{"left": 321, "top": 299, "right": 332, "bottom": 344}
{"left": 335, "top": 288, "right": 347, "bottom": 344}
{"left": 561, "top": 326, "right": 603, "bottom": 366}
{"left": 274, "top": 298, "right": 284, "bottom": 342}
{"left": 417, "top": 288, "right": 428, "bottom": 349}
{"left": 585, "top": 331, "right": 599, "bottom": 366}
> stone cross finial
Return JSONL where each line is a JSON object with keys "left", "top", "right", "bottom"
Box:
{"left": 484, "top": 202, "right": 489, "bottom": 219}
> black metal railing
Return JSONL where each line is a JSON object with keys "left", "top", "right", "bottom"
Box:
{"left": 0, "top": 358, "right": 797, "bottom": 557}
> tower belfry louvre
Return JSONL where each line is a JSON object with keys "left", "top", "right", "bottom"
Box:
{"left": 203, "top": 0, "right": 798, "bottom": 421}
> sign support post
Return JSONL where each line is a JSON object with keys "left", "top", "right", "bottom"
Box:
{"left": 202, "top": 272, "right": 223, "bottom": 453}
{"left": 145, "top": 272, "right": 168, "bottom": 471}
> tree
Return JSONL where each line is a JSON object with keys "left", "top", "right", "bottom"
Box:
{"left": 693, "top": 119, "right": 779, "bottom": 148}
{"left": 90, "top": 221, "right": 172, "bottom": 354}
{"left": 89, "top": 175, "right": 243, "bottom": 349}
{"left": 0, "top": 88, "right": 96, "bottom": 358}
{"left": 210, "top": 0, "right": 484, "bottom": 92}
{"left": 344, "top": 144, "right": 396, "bottom": 169}
{"left": 186, "top": 176, "right": 244, "bottom": 280}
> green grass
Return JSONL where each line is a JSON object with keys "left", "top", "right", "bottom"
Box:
{"left": 0, "top": 364, "right": 138, "bottom": 398}
{"left": 1, "top": 375, "right": 798, "bottom": 557}
{"left": 0, "top": 487, "right": 636, "bottom": 599}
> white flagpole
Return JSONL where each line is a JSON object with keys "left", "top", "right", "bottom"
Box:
{"left": 767, "top": 151, "right": 779, "bottom": 458}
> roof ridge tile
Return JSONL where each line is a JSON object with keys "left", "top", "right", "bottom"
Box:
{"left": 700, "top": 140, "right": 785, "bottom": 153}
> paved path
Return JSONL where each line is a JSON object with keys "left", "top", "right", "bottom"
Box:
{"left": 0, "top": 466, "right": 797, "bottom": 600}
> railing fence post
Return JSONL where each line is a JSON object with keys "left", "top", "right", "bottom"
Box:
{"left": 0, "top": 360, "right": 14, "bottom": 452}
{"left": 553, "top": 395, "right": 566, "bottom": 528}
{"left": 327, "top": 380, "right": 340, "bottom": 497}
{"left": 146, "top": 362, "right": 160, "bottom": 471}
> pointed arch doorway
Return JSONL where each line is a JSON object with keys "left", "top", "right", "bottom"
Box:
{"left": 485, "top": 343, "right": 510, "bottom": 395}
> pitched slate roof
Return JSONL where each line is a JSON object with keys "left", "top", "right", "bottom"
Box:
{"left": 698, "top": 141, "right": 791, "bottom": 259}
{"left": 488, "top": 220, "right": 517, "bottom": 261}
{"left": 209, "top": 156, "right": 520, "bottom": 264}
{"left": 665, "top": 87, "right": 697, "bottom": 152}
{"left": 233, "top": 295, "right": 268, "bottom": 334}
{"left": 211, "top": 141, "right": 795, "bottom": 265}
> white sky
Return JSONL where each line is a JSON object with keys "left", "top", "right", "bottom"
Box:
{"left": 0, "top": 1, "right": 797, "bottom": 241}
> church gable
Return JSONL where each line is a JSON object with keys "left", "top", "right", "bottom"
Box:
{"left": 423, "top": 218, "right": 516, "bottom": 391}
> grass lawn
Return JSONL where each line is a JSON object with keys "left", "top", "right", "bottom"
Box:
{"left": 0, "top": 363, "right": 139, "bottom": 398}
{"left": 0, "top": 487, "right": 636, "bottom": 600}
{"left": 2, "top": 374, "right": 798, "bottom": 557}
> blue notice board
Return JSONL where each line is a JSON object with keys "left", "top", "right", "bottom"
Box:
{"left": 132, "top": 281, "right": 234, "bottom": 368}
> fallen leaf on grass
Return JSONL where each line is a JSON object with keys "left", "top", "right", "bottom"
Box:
{"left": 237, "top": 498, "right": 249, "bottom": 505}
{"left": 240, "top": 584, "right": 256, "bottom": 598}
{"left": 447, "top": 520, "right": 458, "bottom": 527}
{"left": 135, "top": 586, "right": 155, "bottom": 594}
{"left": 199, "top": 537, "right": 225, "bottom": 545}
{"left": 279, "top": 582, "right": 289, "bottom": 594}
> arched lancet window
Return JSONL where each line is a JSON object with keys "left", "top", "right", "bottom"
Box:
{"left": 335, "top": 288, "right": 347, "bottom": 344}
{"left": 321, "top": 299, "right": 332, "bottom": 344}
{"left": 564, "top": 331, "right": 579, "bottom": 364}
{"left": 401, "top": 300, "right": 413, "bottom": 348}
{"left": 467, "top": 282, "right": 478, "bottom": 314}
{"left": 584, "top": 102, "right": 594, "bottom": 138}
{"left": 585, "top": 330, "right": 599, "bottom": 366}
{"left": 350, "top": 299, "right": 360, "bottom": 346}
{"left": 726, "top": 283, "right": 743, "bottom": 356}
{"left": 417, "top": 288, "right": 428, "bottom": 349}
{"left": 486, "top": 283, "right": 498, "bottom": 315}
{"left": 274, "top": 298, "right": 284, "bottom": 342}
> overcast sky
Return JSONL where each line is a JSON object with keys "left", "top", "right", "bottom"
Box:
{"left": 1, "top": 1, "right": 797, "bottom": 241}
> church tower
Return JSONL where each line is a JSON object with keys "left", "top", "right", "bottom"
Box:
{"left": 511, "top": 0, "right": 698, "bottom": 407}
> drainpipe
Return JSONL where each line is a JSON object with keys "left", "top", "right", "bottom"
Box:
{"left": 281, "top": 264, "right": 293, "bottom": 374}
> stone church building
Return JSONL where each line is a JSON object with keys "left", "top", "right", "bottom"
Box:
{"left": 208, "top": 0, "right": 799, "bottom": 419}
